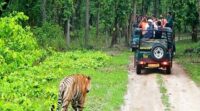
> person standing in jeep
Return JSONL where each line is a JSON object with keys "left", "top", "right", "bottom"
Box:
{"left": 166, "top": 12, "right": 174, "bottom": 29}
{"left": 143, "top": 19, "right": 154, "bottom": 38}
{"left": 138, "top": 17, "right": 149, "bottom": 35}
{"left": 166, "top": 12, "right": 176, "bottom": 55}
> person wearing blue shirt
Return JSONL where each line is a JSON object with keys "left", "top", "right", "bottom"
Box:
{"left": 143, "top": 19, "right": 154, "bottom": 38}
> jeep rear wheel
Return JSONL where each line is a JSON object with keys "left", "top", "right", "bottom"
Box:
{"left": 166, "top": 66, "right": 171, "bottom": 74}
{"left": 132, "top": 48, "right": 135, "bottom": 52}
{"left": 134, "top": 55, "right": 136, "bottom": 68}
{"left": 136, "top": 65, "right": 141, "bottom": 74}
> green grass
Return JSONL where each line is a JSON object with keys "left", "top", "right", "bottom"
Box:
{"left": 175, "top": 40, "right": 200, "bottom": 85}
{"left": 84, "top": 51, "right": 131, "bottom": 111}
{"left": 0, "top": 50, "right": 131, "bottom": 111}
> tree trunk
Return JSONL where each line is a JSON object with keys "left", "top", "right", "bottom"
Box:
{"left": 126, "top": 0, "right": 137, "bottom": 46}
{"left": 127, "top": 0, "right": 136, "bottom": 47}
{"left": 144, "top": 1, "right": 149, "bottom": 15}
{"left": 153, "top": 0, "right": 158, "bottom": 17}
{"left": 74, "top": 0, "right": 82, "bottom": 30}
{"left": 199, "top": 0, "right": 200, "bottom": 21}
{"left": 51, "top": 0, "right": 59, "bottom": 24}
{"left": 192, "top": 25, "right": 198, "bottom": 42}
{"left": 133, "top": 1, "right": 137, "bottom": 23}
{"left": 105, "top": 30, "right": 109, "bottom": 47}
{"left": 41, "top": 0, "right": 47, "bottom": 23}
{"left": 184, "top": 23, "right": 187, "bottom": 33}
{"left": 142, "top": 0, "right": 145, "bottom": 15}
{"left": 58, "top": 9, "right": 62, "bottom": 25}
{"left": 96, "top": 2, "right": 100, "bottom": 38}
{"left": 84, "top": 0, "right": 90, "bottom": 48}
{"left": 158, "top": 0, "right": 162, "bottom": 15}
{"left": 66, "top": 20, "right": 71, "bottom": 47}
{"left": 125, "top": 23, "right": 129, "bottom": 47}
{"left": 198, "top": 0, "right": 200, "bottom": 38}
{"left": 111, "top": 29, "right": 118, "bottom": 47}
{"left": 110, "top": 17, "right": 119, "bottom": 47}
{"left": 127, "top": 15, "right": 132, "bottom": 46}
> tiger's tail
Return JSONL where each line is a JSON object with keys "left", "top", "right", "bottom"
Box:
{"left": 50, "top": 93, "right": 62, "bottom": 111}
{"left": 57, "top": 87, "right": 63, "bottom": 111}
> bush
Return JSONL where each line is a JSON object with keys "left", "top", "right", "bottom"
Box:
{"left": 0, "top": 50, "right": 111, "bottom": 110}
{"left": 0, "top": 12, "right": 47, "bottom": 76}
{"left": 32, "top": 22, "right": 66, "bottom": 50}
{"left": 44, "top": 50, "right": 111, "bottom": 69}
{"left": 0, "top": 12, "right": 37, "bottom": 51}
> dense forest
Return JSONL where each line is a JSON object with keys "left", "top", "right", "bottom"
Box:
{"left": 0, "top": 0, "right": 199, "bottom": 50}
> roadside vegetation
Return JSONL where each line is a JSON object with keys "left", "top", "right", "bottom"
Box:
{"left": 0, "top": 13, "right": 131, "bottom": 111}
{"left": 175, "top": 40, "right": 200, "bottom": 84}
{"left": 1, "top": 0, "right": 200, "bottom": 110}
{"left": 0, "top": 50, "right": 130, "bottom": 111}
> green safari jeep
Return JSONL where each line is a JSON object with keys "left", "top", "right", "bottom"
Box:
{"left": 134, "top": 27, "right": 173, "bottom": 74}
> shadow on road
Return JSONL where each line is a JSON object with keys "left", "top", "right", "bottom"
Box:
{"left": 139, "top": 68, "right": 169, "bottom": 75}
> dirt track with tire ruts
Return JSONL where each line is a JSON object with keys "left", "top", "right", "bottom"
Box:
{"left": 121, "top": 57, "right": 200, "bottom": 111}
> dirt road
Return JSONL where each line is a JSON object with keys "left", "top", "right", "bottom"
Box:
{"left": 121, "top": 58, "right": 200, "bottom": 111}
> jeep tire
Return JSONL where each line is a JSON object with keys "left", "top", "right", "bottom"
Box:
{"left": 166, "top": 66, "right": 171, "bottom": 74}
{"left": 151, "top": 44, "right": 166, "bottom": 61}
{"left": 136, "top": 65, "right": 141, "bottom": 74}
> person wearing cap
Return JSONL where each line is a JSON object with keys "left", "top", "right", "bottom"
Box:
{"left": 143, "top": 19, "right": 154, "bottom": 38}
{"left": 148, "top": 19, "right": 153, "bottom": 23}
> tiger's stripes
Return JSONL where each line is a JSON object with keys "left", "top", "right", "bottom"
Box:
{"left": 57, "top": 74, "right": 91, "bottom": 111}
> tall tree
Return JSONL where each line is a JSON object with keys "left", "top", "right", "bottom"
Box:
{"left": 95, "top": 0, "right": 100, "bottom": 38}
{"left": 173, "top": 0, "right": 199, "bottom": 42}
{"left": 63, "top": 0, "right": 74, "bottom": 47}
{"left": 84, "top": 0, "right": 90, "bottom": 47}
{"left": 141, "top": 0, "right": 145, "bottom": 15}
{"left": 73, "top": 0, "right": 82, "bottom": 30}
{"left": 110, "top": 0, "right": 119, "bottom": 47}
{"left": 41, "top": 0, "right": 47, "bottom": 23}
{"left": 185, "top": 0, "right": 199, "bottom": 42}
{"left": 153, "top": 0, "right": 159, "bottom": 17}
{"left": 110, "top": 0, "right": 132, "bottom": 47}
{"left": 65, "top": 19, "right": 71, "bottom": 47}
{"left": 127, "top": 0, "right": 137, "bottom": 46}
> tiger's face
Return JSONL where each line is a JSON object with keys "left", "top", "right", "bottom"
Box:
{"left": 85, "top": 76, "right": 91, "bottom": 93}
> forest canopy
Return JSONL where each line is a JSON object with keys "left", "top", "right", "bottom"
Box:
{"left": 0, "top": 0, "right": 199, "bottom": 49}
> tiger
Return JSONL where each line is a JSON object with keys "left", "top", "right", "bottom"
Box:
{"left": 56, "top": 74, "right": 91, "bottom": 111}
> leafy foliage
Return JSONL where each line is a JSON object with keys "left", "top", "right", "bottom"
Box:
{"left": 32, "top": 22, "right": 66, "bottom": 50}
{"left": 184, "top": 0, "right": 199, "bottom": 27}
{"left": 0, "top": 12, "right": 46, "bottom": 76}
{"left": 0, "top": 50, "right": 113, "bottom": 110}
{"left": 176, "top": 40, "right": 200, "bottom": 84}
